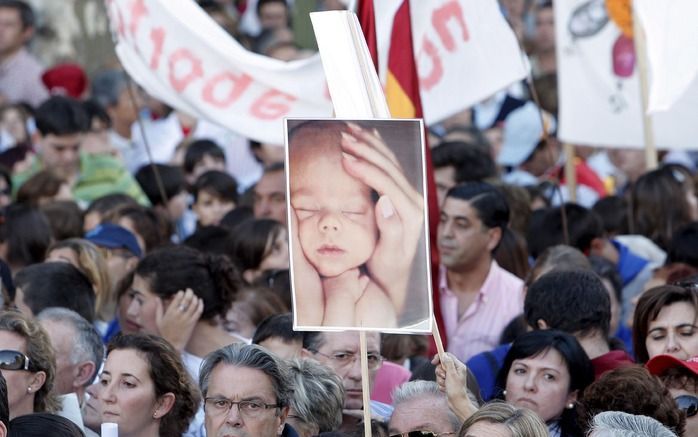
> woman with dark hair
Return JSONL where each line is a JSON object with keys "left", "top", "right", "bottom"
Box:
{"left": 8, "top": 413, "right": 84, "bottom": 437}
{"left": 0, "top": 204, "right": 52, "bottom": 273}
{"left": 631, "top": 165, "right": 698, "bottom": 250}
{"left": 118, "top": 245, "right": 244, "bottom": 377}
{"left": 633, "top": 285, "right": 698, "bottom": 363}
{"left": 495, "top": 330, "right": 594, "bottom": 437}
{"left": 0, "top": 311, "right": 59, "bottom": 419}
{"left": 98, "top": 333, "right": 199, "bottom": 437}
{"left": 228, "top": 218, "right": 289, "bottom": 283}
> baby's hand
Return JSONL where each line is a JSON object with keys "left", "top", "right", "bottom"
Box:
{"left": 323, "top": 268, "right": 369, "bottom": 302}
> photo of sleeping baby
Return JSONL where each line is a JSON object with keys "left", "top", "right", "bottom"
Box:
{"left": 286, "top": 119, "right": 432, "bottom": 332}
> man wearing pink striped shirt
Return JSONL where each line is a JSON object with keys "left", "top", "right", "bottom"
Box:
{"left": 437, "top": 182, "right": 525, "bottom": 363}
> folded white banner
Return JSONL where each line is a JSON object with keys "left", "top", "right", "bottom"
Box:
{"left": 555, "top": 0, "right": 698, "bottom": 149}
{"left": 105, "top": 0, "right": 332, "bottom": 144}
{"left": 634, "top": 0, "right": 698, "bottom": 113}
{"left": 106, "top": 0, "right": 526, "bottom": 143}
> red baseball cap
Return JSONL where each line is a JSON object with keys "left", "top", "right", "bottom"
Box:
{"left": 646, "top": 354, "right": 698, "bottom": 377}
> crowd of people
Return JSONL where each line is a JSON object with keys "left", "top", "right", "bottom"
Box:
{"left": 0, "top": 0, "right": 697, "bottom": 436}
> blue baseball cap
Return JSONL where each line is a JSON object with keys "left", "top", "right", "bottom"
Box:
{"left": 85, "top": 223, "right": 142, "bottom": 258}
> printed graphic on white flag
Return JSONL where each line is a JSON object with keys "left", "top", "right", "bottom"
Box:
{"left": 634, "top": 0, "right": 698, "bottom": 113}
{"left": 556, "top": 0, "right": 698, "bottom": 149}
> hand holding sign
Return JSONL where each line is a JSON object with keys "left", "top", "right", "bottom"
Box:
{"left": 340, "top": 123, "right": 425, "bottom": 315}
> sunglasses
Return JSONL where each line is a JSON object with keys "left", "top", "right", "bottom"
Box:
{"left": 676, "top": 395, "right": 698, "bottom": 418}
{"left": 0, "top": 349, "right": 32, "bottom": 371}
{"left": 390, "top": 432, "right": 455, "bottom": 437}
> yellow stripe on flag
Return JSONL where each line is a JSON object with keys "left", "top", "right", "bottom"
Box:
{"left": 386, "top": 71, "right": 416, "bottom": 118}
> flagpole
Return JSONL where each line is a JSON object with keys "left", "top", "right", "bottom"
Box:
{"left": 632, "top": 1, "right": 658, "bottom": 171}
{"left": 563, "top": 144, "right": 577, "bottom": 203}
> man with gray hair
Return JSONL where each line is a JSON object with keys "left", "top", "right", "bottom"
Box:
{"left": 286, "top": 358, "right": 344, "bottom": 437}
{"left": 36, "top": 307, "right": 103, "bottom": 437}
{"left": 589, "top": 411, "right": 678, "bottom": 437}
{"left": 388, "top": 380, "right": 462, "bottom": 437}
{"left": 36, "top": 307, "right": 103, "bottom": 403}
{"left": 302, "top": 331, "right": 391, "bottom": 431}
{"left": 199, "top": 343, "right": 297, "bottom": 437}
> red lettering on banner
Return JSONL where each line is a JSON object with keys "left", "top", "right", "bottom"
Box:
{"left": 168, "top": 49, "right": 204, "bottom": 92}
{"left": 202, "top": 72, "right": 253, "bottom": 108}
{"left": 419, "top": 38, "right": 443, "bottom": 91}
{"left": 115, "top": 4, "right": 127, "bottom": 38}
{"left": 149, "top": 27, "right": 165, "bottom": 70}
{"left": 250, "top": 90, "right": 296, "bottom": 120}
{"left": 129, "top": 0, "right": 148, "bottom": 38}
{"left": 432, "top": 1, "right": 469, "bottom": 52}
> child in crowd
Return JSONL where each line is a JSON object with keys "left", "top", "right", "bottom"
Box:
{"left": 288, "top": 121, "right": 397, "bottom": 328}
{"left": 192, "top": 170, "right": 238, "bottom": 227}
{"left": 183, "top": 139, "right": 227, "bottom": 185}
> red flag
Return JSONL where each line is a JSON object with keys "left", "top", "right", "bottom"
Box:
{"left": 358, "top": 0, "right": 445, "bottom": 352}
{"left": 357, "top": 0, "right": 378, "bottom": 71}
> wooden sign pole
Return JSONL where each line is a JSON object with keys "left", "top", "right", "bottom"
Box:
{"left": 359, "top": 331, "right": 372, "bottom": 436}
{"left": 563, "top": 143, "right": 577, "bottom": 203}
{"left": 632, "top": 2, "right": 658, "bottom": 170}
{"left": 431, "top": 315, "right": 446, "bottom": 362}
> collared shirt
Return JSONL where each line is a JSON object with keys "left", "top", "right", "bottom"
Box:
{"left": 0, "top": 48, "right": 49, "bottom": 107}
{"left": 439, "top": 261, "right": 524, "bottom": 362}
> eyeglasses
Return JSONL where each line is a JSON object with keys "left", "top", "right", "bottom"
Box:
{"left": 204, "top": 397, "right": 280, "bottom": 418}
{"left": 0, "top": 349, "right": 32, "bottom": 371}
{"left": 675, "top": 395, "right": 698, "bottom": 418}
{"left": 310, "top": 350, "right": 383, "bottom": 370}
{"left": 390, "top": 432, "right": 456, "bottom": 437}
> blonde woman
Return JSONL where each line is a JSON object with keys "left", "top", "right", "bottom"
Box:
{"left": 0, "top": 311, "right": 59, "bottom": 419}
{"left": 46, "top": 239, "right": 113, "bottom": 325}
{"left": 460, "top": 402, "right": 548, "bottom": 437}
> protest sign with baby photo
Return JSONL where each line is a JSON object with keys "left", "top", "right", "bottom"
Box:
{"left": 286, "top": 118, "right": 432, "bottom": 333}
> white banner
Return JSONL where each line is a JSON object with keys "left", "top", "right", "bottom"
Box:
{"left": 634, "top": 0, "right": 698, "bottom": 113}
{"left": 105, "top": 0, "right": 332, "bottom": 144}
{"left": 555, "top": 0, "right": 698, "bottom": 149}
{"left": 106, "top": 0, "right": 526, "bottom": 143}
{"left": 410, "top": 0, "right": 528, "bottom": 122}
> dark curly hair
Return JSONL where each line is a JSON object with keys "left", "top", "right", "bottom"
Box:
{"left": 135, "top": 245, "right": 243, "bottom": 320}
{"left": 576, "top": 366, "right": 685, "bottom": 436}
{"left": 107, "top": 334, "right": 200, "bottom": 436}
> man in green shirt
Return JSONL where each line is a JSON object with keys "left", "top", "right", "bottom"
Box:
{"left": 13, "top": 96, "right": 148, "bottom": 206}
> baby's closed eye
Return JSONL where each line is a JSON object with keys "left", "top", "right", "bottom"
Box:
{"left": 295, "top": 208, "right": 319, "bottom": 219}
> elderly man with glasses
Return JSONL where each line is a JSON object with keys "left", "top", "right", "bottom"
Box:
{"left": 302, "top": 331, "right": 391, "bottom": 432}
{"left": 199, "top": 343, "right": 298, "bottom": 437}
